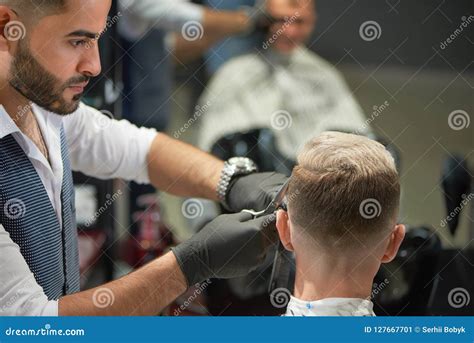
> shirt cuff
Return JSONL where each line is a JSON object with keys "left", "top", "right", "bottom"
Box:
{"left": 135, "top": 130, "right": 159, "bottom": 185}
{"left": 41, "top": 300, "right": 59, "bottom": 316}
{"left": 163, "top": 3, "right": 204, "bottom": 31}
{"left": 178, "top": 3, "right": 204, "bottom": 27}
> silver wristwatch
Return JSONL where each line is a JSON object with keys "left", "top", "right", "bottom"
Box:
{"left": 217, "top": 157, "right": 258, "bottom": 210}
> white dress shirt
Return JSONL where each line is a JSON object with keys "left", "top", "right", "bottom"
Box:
{"left": 118, "top": 0, "right": 204, "bottom": 41}
{"left": 0, "top": 102, "right": 157, "bottom": 316}
{"left": 285, "top": 296, "right": 376, "bottom": 316}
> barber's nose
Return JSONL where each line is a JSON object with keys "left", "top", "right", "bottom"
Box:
{"left": 78, "top": 44, "right": 102, "bottom": 77}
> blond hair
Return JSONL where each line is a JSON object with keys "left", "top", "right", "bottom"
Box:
{"left": 287, "top": 132, "right": 400, "bottom": 249}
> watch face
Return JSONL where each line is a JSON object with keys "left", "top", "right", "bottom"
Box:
{"left": 228, "top": 157, "right": 257, "bottom": 172}
{"left": 229, "top": 157, "right": 248, "bottom": 168}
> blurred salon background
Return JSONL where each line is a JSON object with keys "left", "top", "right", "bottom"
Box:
{"left": 76, "top": 0, "right": 473, "bottom": 316}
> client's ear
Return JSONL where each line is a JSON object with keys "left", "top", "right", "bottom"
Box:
{"left": 381, "top": 224, "right": 406, "bottom": 263}
{"left": 276, "top": 210, "right": 294, "bottom": 252}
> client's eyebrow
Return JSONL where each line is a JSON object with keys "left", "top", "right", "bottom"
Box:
{"left": 66, "top": 30, "right": 99, "bottom": 39}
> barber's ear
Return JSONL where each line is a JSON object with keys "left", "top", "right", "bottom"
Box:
{"left": 276, "top": 210, "right": 294, "bottom": 252}
{"left": 381, "top": 224, "right": 406, "bottom": 263}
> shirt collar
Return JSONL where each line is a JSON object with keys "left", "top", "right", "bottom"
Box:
{"left": 0, "top": 104, "right": 22, "bottom": 139}
{"left": 285, "top": 296, "right": 375, "bottom": 316}
{"left": 0, "top": 103, "right": 63, "bottom": 140}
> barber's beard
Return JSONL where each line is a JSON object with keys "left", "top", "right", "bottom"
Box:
{"left": 8, "top": 41, "right": 89, "bottom": 115}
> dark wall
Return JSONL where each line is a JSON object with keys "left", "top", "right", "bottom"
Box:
{"left": 311, "top": 0, "right": 473, "bottom": 71}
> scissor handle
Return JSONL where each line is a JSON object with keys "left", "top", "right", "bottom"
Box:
{"left": 242, "top": 209, "right": 266, "bottom": 218}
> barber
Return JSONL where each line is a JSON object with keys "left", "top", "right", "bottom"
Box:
{"left": 0, "top": 0, "right": 286, "bottom": 315}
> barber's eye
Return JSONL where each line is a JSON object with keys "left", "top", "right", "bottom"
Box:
{"left": 71, "top": 40, "right": 89, "bottom": 48}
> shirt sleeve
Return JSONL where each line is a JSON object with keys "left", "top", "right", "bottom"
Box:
{"left": 63, "top": 103, "right": 158, "bottom": 184}
{"left": 119, "top": 0, "right": 204, "bottom": 31}
{"left": 0, "top": 224, "right": 59, "bottom": 316}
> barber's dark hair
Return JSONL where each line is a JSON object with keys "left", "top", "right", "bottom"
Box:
{"left": 1, "top": 0, "right": 67, "bottom": 18}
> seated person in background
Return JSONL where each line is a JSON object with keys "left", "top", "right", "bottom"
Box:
{"left": 197, "top": 0, "right": 370, "bottom": 159}
{"left": 277, "top": 132, "right": 405, "bottom": 316}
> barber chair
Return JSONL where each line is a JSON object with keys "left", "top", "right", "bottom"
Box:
{"left": 440, "top": 154, "right": 471, "bottom": 235}
{"left": 211, "top": 128, "right": 295, "bottom": 176}
{"left": 426, "top": 154, "right": 473, "bottom": 315}
{"left": 372, "top": 226, "right": 442, "bottom": 315}
{"left": 373, "top": 154, "right": 473, "bottom": 316}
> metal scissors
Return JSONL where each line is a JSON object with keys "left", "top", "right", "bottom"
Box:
{"left": 242, "top": 178, "right": 290, "bottom": 218}
{"left": 242, "top": 178, "right": 293, "bottom": 293}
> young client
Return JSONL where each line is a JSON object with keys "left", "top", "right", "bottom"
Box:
{"left": 276, "top": 132, "right": 405, "bottom": 316}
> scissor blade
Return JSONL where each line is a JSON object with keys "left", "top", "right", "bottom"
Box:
{"left": 269, "top": 242, "right": 294, "bottom": 293}
{"left": 263, "top": 178, "right": 291, "bottom": 215}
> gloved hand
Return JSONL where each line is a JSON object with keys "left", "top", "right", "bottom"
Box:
{"left": 172, "top": 211, "right": 277, "bottom": 287}
{"left": 226, "top": 172, "right": 288, "bottom": 212}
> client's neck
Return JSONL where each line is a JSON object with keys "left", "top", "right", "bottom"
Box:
{"left": 292, "top": 252, "right": 377, "bottom": 302}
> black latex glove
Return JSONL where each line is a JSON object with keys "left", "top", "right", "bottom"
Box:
{"left": 172, "top": 211, "right": 277, "bottom": 287}
{"left": 227, "top": 172, "right": 288, "bottom": 212}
